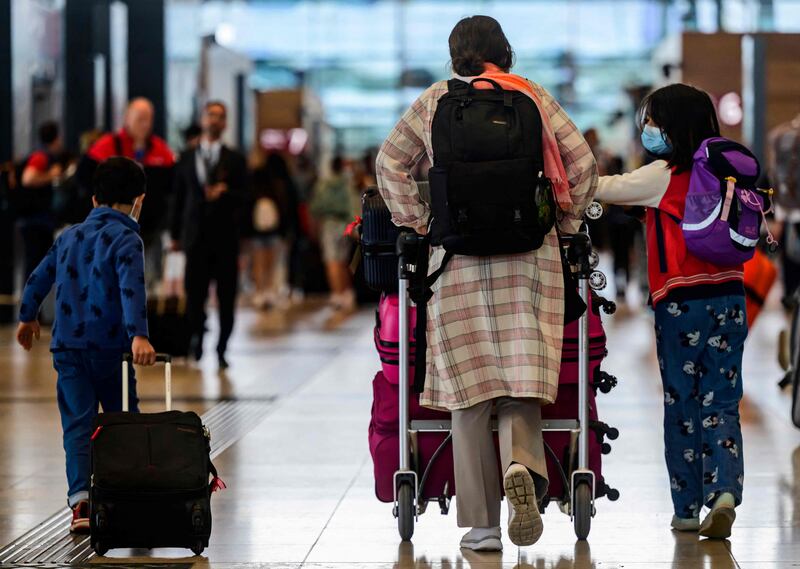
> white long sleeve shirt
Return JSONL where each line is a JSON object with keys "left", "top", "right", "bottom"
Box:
{"left": 595, "top": 160, "right": 671, "bottom": 208}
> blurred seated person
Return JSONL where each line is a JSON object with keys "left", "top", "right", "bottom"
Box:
{"left": 17, "top": 121, "right": 72, "bottom": 280}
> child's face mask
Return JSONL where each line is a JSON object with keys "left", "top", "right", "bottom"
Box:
{"left": 641, "top": 124, "right": 673, "bottom": 156}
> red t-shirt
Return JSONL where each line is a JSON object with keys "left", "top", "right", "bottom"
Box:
{"left": 25, "top": 151, "right": 50, "bottom": 172}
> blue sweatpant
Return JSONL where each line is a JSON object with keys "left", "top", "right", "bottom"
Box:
{"left": 53, "top": 350, "right": 139, "bottom": 507}
{"left": 654, "top": 294, "right": 746, "bottom": 519}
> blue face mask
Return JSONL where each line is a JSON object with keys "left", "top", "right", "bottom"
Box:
{"left": 641, "top": 124, "right": 673, "bottom": 156}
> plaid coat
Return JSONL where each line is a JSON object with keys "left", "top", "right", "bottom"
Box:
{"left": 376, "top": 79, "right": 598, "bottom": 411}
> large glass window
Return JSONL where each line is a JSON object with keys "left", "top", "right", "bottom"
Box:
{"left": 167, "top": 0, "right": 800, "bottom": 153}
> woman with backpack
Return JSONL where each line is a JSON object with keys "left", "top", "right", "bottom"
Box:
{"left": 596, "top": 83, "right": 753, "bottom": 539}
{"left": 376, "top": 16, "right": 597, "bottom": 551}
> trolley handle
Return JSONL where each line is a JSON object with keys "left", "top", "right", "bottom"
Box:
{"left": 121, "top": 353, "right": 173, "bottom": 412}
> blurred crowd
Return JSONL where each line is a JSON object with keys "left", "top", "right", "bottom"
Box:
{"left": 2, "top": 94, "right": 799, "bottom": 344}
{"left": 0, "top": 97, "right": 378, "bottom": 322}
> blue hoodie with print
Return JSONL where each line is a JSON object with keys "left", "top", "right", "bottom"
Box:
{"left": 19, "top": 207, "right": 149, "bottom": 351}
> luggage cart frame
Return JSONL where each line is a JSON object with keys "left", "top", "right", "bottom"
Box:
{"left": 393, "top": 232, "right": 598, "bottom": 542}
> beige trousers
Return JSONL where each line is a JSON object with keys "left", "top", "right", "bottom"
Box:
{"left": 451, "top": 397, "right": 548, "bottom": 528}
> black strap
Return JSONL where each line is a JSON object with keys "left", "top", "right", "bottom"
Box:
{"left": 410, "top": 250, "right": 453, "bottom": 394}
{"left": 654, "top": 210, "right": 668, "bottom": 274}
{"left": 554, "top": 224, "right": 588, "bottom": 325}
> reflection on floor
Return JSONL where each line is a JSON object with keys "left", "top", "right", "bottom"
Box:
{"left": 0, "top": 294, "right": 798, "bottom": 568}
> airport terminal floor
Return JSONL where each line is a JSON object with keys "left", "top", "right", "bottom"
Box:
{"left": 0, "top": 288, "right": 798, "bottom": 569}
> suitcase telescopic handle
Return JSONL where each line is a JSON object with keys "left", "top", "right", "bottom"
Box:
{"left": 121, "top": 353, "right": 172, "bottom": 412}
{"left": 123, "top": 353, "right": 172, "bottom": 363}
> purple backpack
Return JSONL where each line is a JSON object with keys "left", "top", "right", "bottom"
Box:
{"left": 681, "top": 137, "right": 772, "bottom": 267}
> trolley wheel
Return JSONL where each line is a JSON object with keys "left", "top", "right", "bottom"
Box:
{"left": 190, "top": 541, "right": 205, "bottom": 556}
{"left": 397, "top": 482, "right": 415, "bottom": 542}
{"left": 573, "top": 482, "right": 593, "bottom": 541}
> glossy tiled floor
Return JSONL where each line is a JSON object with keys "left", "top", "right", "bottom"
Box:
{"left": 0, "top": 289, "right": 798, "bottom": 568}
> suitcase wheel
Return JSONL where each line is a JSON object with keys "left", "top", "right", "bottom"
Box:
{"left": 94, "top": 507, "right": 108, "bottom": 532}
{"left": 93, "top": 542, "right": 109, "bottom": 557}
{"left": 191, "top": 541, "right": 205, "bottom": 556}
{"left": 191, "top": 504, "right": 206, "bottom": 533}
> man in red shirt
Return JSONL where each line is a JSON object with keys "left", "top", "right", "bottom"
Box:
{"left": 77, "top": 98, "right": 175, "bottom": 286}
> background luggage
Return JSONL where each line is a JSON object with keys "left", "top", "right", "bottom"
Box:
{"left": 743, "top": 249, "right": 777, "bottom": 327}
{"left": 771, "top": 116, "right": 800, "bottom": 210}
{"left": 360, "top": 188, "right": 402, "bottom": 293}
{"left": 147, "top": 252, "right": 191, "bottom": 357}
{"left": 146, "top": 296, "right": 192, "bottom": 357}
{"left": 90, "top": 354, "right": 220, "bottom": 556}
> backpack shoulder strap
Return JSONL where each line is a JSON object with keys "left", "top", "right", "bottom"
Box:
{"left": 113, "top": 133, "right": 123, "bottom": 156}
{"left": 409, "top": 250, "right": 454, "bottom": 393}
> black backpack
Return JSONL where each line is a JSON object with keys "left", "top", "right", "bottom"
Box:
{"left": 428, "top": 78, "right": 555, "bottom": 256}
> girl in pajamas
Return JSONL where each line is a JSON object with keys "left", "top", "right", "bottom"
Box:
{"left": 595, "top": 84, "right": 745, "bottom": 539}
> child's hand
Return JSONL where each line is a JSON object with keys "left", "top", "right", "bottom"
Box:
{"left": 16, "top": 321, "right": 40, "bottom": 351}
{"left": 131, "top": 336, "right": 157, "bottom": 366}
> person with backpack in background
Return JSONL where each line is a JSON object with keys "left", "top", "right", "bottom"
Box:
{"left": 15, "top": 157, "right": 156, "bottom": 534}
{"left": 248, "top": 152, "right": 299, "bottom": 310}
{"left": 16, "top": 121, "right": 72, "bottom": 281}
{"left": 76, "top": 98, "right": 175, "bottom": 288}
{"left": 376, "top": 16, "right": 597, "bottom": 551}
{"left": 310, "top": 156, "right": 357, "bottom": 312}
{"left": 595, "top": 83, "right": 767, "bottom": 539}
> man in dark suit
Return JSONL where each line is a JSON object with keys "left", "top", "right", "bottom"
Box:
{"left": 170, "top": 101, "right": 247, "bottom": 369}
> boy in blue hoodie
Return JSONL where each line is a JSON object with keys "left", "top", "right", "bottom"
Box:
{"left": 16, "top": 157, "right": 156, "bottom": 533}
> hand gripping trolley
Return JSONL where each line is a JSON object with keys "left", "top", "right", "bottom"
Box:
{"left": 386, "top": 222, "right": 620, "bottom": 542}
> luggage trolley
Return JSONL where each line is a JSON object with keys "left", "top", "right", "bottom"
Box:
{"left": 392, "top": 221, "right": 614, "bottom": 542}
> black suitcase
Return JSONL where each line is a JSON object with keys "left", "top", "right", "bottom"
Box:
{"left": 361, "top": 188, "right": 402, "bottom": 293}
{"left": 147, "top": 296, "right": 191, "bottom": 357}
{"left": 90, "top": 354, "right": 220, "bottom": 556}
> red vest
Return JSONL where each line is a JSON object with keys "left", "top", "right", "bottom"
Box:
{"left": 87, "top": 129, "right": 174, "bottom": 167}
{"left": 647, "top": 169, "right": 743, "bottom": 305}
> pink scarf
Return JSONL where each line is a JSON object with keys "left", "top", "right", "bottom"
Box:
{"left": 463, "top": 63, "right": 573, "bottom": 209}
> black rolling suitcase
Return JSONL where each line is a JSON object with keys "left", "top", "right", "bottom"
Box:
{"left": 90, "top": 354, "right": 222, "bottom": 556}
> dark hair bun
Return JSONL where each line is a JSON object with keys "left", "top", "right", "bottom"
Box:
{"left": 451, "top": 51, "right": 485, "bottom": 76}
{"left": 449, "top": 16, "right": 514, "bottom": 77}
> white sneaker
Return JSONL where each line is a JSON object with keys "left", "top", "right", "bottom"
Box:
{"left": 699, "top": 493, "right": 736, "bottom": 539}
{"left": 671, "top": 515, "right": 700, "bottom": 532}
{"left": 460, "top": 527, "right": 502, "bottom": 551}
{"left": 503, "top": 464, "right": 543, "bottom": 547}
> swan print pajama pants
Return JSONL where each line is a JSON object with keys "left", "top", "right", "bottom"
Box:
{"left": 654, "top": 293, "right": 746, "bottom": 519}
